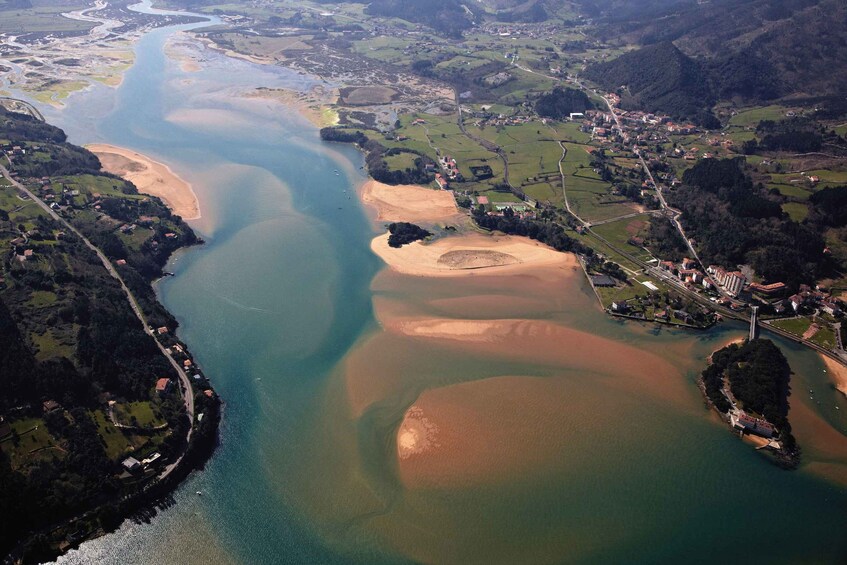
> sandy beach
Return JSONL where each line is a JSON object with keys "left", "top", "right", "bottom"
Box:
{"left": 371, "top": 231, "right": 576, "bottom": 278}
{"left": 821, "top": 355, "right": 847, "bottom": 396}
{"left": 360, "top": 180, "right": 464, "bottom": 224}
{"left": 88, "top": 143, "right": 200, "bottom": 220}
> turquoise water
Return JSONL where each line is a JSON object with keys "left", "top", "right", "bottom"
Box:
{"left": 36, "top": 10, "right": 847, "bottom": 565}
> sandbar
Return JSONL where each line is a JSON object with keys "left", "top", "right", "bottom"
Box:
{"left": 821, "top": 355, "right": 847, "bottom": 396}
{"left": 360, "top": 180, "right": 463, "bottom": 224}
{"left": 371, "top": 231, "right": 576, "bottom": 278}
{"left": 87, "top": 143, "right": 200, "bottom": 220}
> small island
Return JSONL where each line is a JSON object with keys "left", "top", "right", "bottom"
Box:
{"left": 700, "top": 338, "right": 798, "bottom": 467}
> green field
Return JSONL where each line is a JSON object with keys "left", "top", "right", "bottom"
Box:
{"left": 559, "top": 143, "right": 636, "bottom": 222}
{"left": 729, "top": 105, "right": 791, "bottom": 128}
{"left": 0, "top": 417, "right": 60, "bottom": 470}
{"left": 0, "top": 3, "right": 95, "bottom": 34}
{"left": 782, "top": 202, "right": 809, "bottom": 222}
{"left": 27, "top": 290, "right": 58, "bottom": 308}
{"left": 809, "top": 325, "right": 837, "bottom": 349}
{"left": 591, "top": 215, "right": 651, "bottom": 248}
{"left": 112, "top": 401, "right": 166, "bottom": 429}
{"left": 92, "top": 410, "right": 134, "bottom": 460}
{"left": 384, "top": 152, "right": 419, "bottom": 172}
{"left": 770, "top": 316, "right": 814, "bottom": 336}
{"left": 30, "top": 327, "right": 76, "bottom": 361}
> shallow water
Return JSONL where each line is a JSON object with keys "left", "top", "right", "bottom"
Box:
{"left": 23, "top": 9, "right": 847, "bottom": 565}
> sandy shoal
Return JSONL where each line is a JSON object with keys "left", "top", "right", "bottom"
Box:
{"left": 821, "top": 355, "right": 847, "bottom": 396}
{"left": 87, "top": 143, "right": 200, "bottom": 220}
{"left": 360, "top": 180, "right": 464, "bottom": 224}
{"left": 371, "top": 231, "right": 577, "bottom": 278}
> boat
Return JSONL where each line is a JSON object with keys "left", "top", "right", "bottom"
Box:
{"left": 196, "top": 491, "right": 202, "bottom": 495}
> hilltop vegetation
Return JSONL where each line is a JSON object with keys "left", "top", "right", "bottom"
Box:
{"left": 583, "top": 0, "right": 847, "bottom": 111}
{"left": 667, "top": 158, "right": 829, "bottom": 287}
{"left": 363, "top": 0, "right": 478, "bottom": 38}
{"left": 704, "top": 338, "right": 794, "bottom": 448}
{"left": 582, "top": 42, "right": 719, "bottom": 127}
{"left": 535, "top": 87, "right": 595, "bottom": 120}
{"left": 387, "top": 222, "right": 431, "bottom": 247}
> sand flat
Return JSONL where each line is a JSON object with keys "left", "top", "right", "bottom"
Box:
{"left": 371, "top": 232, "right": 576, "bottom": 278}
{"left": 88, "top": 143, "right": 200, "bottom": 220}
{"left": 360, "top": 180, "right": 463, "bottom": 224}
{"left": 821, "top": 355, "right": 847, "bottom": 396}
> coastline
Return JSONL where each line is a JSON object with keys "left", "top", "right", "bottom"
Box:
{"left": 1, "top": 141, "right": 219, "bottom": 559}
{"left": 87, "top": 143, "right": 201, "bottom": 220}
{"left": 821, "top": 355, "right": 847, "bottom": 397}
{"left": 699, "top": 340, "right": 799, "bottom": 468}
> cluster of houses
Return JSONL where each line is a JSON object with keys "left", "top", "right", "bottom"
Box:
{"left": 660, "top": 257, "right": 710, "bottom": 287}
{"left": 438, "top": 156, "right": 460, "bottom": 182}
{"left": 784, "top": 285, "right": 842, "bottom": 317}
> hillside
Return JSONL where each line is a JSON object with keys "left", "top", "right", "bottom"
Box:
{"left": 0, "top": 108, "right": 218, "bottom": 558}
{"left": 363, "top": 0, "right": 479, "bottom": 38}
{"left": 582, "top": 42, "right": 718, "bottom": 127}
{"left": 582, "top": 0, "right": 847, "bottom": 108}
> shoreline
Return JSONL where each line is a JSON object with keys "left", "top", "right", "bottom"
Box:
{"left": 821, "top": 355, "right": 847, "bottom": 397}
{"left": 87, "top": 143, "right": 201, "bottom": 220}
{"left": 699, "top": 340, "right": 799, "bottom": 468}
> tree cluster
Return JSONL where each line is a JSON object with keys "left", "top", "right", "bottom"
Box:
{"left": 387, "top": 222, "right": 432, "bottom": 247}
{"left": 320, "top": 127, "right": 435, "bottom": 185}
{"left": 534, "top": 87, "right": 595, "bottom": 120}
{"left": 707, "top": 339, "right": 794, "bottom": 448}
{"left": 472, "top": 206, "right": 594, "bottom": 256}
{"left": 668, "top": 158, "right": 825, "bottom": 287}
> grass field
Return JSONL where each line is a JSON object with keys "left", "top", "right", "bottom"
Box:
{"left": 27, "top": 290, "right": 58, "bottom": 308}
{"left": 769, "top": 181, "right": 813, "bottom": 200}
{"left": 729, "top": 106, "right": 791, "bottom": 128}
{"left": 384, "top": 152, "right": 418, "bottom": 172}
{"left": 112, "top": 401, "right": 166, "bottom": 429}
{"left": 0, "top": 4, "right": 94, "bottom": 34}
{"left": 30, "top": 327, "right": 75, "bottom": 361}
{"left": 559, "top": 143, "right": 637, "bottom": 221}
{"left": 809, "top": 325, "right": 837, "bottom": 349}
{"left": 0, "top": 417, "right": 60, "bottom": 470}
{"left": 590, "top": 215, "right": 650, "bottom": 248}
{"left": 782, "top": 202, "right": 809, "bottom": 222}
{"left": 770, "top": 316, "right": 813, "bottom": 336}
{"left": 92, "top": 410, "right": 134, "bottom": 460}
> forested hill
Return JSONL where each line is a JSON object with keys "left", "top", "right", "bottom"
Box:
{"left": 0, "top": 109, "right": 214, "bottom": 559}
{"left": 582, "top": 42, "right": 719, "bottom": 127}
{"left": 331, "top": 0, "right": 477, "bottom": 38}
{"left": 581, "top": 0, "right": 847, "bottom": 112}
{"left": 665, "top": 158, "right": 832, "bottom": 288}
{"left": 535, "top": 87, "right": 595, "bottom": 120}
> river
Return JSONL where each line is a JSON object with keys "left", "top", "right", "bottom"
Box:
{"left": 16, "top": 4, "right": 847, "bottom": 563}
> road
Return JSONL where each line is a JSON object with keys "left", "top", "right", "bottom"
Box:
{"left": 0, "top": 163, "right": 194, "bottom": 474}
{"left": 595, "top": 94, "right": 729, "bottom": 298}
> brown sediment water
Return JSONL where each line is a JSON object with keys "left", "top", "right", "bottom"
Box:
{"left": 56, "top": 17, "right": 847, "bottom": 562}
